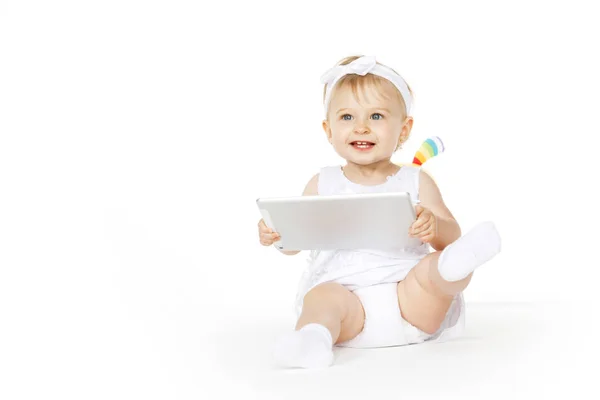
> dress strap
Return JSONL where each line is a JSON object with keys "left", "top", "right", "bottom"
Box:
{"left": 392, "top": 165, "right": 421, "bottom": 203}
{"left": 317, "top": 165, "right": 344, "bottom": 195}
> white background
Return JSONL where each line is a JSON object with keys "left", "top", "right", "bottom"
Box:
{"left": 1, "top": 0, "right": 598, "bottom": 399}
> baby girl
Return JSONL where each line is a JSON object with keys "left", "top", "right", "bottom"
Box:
{"left": 257, "top": 55, "right": 501, "bottom": 368}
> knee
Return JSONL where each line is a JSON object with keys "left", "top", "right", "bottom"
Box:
{"left": 303, "top": 283, "right": 348, "bottom": 313}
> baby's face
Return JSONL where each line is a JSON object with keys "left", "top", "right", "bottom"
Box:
{"left": 323, "top": 83, "right": 410, "bottom": 166}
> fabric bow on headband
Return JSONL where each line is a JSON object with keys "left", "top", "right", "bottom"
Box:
{"left": 320, "top": 55, "right": 413, "bottom": 118}
{"left": 319, "top": 56, "right": 378, "bottom": 85}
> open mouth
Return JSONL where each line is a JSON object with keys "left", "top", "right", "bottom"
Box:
{"left": 350, "top": 141, "right": 375, "bottom": 150}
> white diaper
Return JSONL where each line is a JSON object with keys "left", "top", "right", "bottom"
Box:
{"left": 336, "top": 282, "right": 433, "bottom": 348}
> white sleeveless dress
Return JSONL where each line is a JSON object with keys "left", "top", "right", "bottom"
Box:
{"left": 294, "top": 165, "right": 465, "bottom": 345}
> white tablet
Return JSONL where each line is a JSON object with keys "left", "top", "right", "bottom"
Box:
{"left": 256, "top": 192, "right": 421, "bottom": 251}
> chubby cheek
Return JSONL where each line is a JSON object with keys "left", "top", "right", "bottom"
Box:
{"left": 330, "top": 135, "right": 351, "bottom": 152}
{"left": 329, "top": 125, "right": 352, "bottom": 144}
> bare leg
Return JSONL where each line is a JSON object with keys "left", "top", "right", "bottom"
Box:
{"left": 427, "top": 251, "right": 474, "bottom": 296}
{"left": 296, "top": 282, "right": 365, "bottom": 344}
{"left": 397, "top": 252, "right": 471, "bottom": 334}
{"left": 273, "top": 282, "right": 365, "bottom": 368}
{"left": 397, "top": 221, "right": 501, "bottom": 334}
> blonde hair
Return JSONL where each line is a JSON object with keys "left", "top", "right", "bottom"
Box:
{"left": 323, "top": 55, "right": 415, "bottom": 121}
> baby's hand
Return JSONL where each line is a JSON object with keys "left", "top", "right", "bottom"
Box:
{"left": 409, "top": 205, "right": 437, "bottom": 243}
{"left": 258, "top": 218, "right": 281, "bottom": 246}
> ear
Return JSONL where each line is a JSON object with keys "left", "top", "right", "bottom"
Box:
{"left": 398, "top": 117, "right": 414, "bottom": 145}
{"left": 322, "top": 120, "right": 333, "bottom": 144}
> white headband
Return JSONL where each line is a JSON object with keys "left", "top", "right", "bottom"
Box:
{"left": 320, "top": 55, "right": 413, "bottom": 118}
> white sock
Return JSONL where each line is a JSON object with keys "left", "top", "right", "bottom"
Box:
{"left": 437, "top": 221, "right": 501, "bottom": 282}
{"left": 272, "top": 323, "right": 334, "bottom": 369}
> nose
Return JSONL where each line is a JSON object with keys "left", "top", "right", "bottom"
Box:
{"left": 353, "top": 120, "right": 370, "bottom": 134}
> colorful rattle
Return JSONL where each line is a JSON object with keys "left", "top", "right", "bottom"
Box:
{"left": 412, "top": 136, "right": 445, "bottom": 166}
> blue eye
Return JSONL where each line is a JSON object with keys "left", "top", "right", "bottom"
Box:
{"left": 340, "top": 113, "right": 383, "bottom": 121}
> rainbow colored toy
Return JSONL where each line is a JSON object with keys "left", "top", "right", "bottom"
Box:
{"left": 412, "top": 136, "right": 445, "bottom": 166}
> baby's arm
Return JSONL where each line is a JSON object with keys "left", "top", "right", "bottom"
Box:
{"left": 418, "top": 170, "right": 461, "bottom": 251}
{"left": 277, "top": 173, "right": 320, "bottom": 256}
